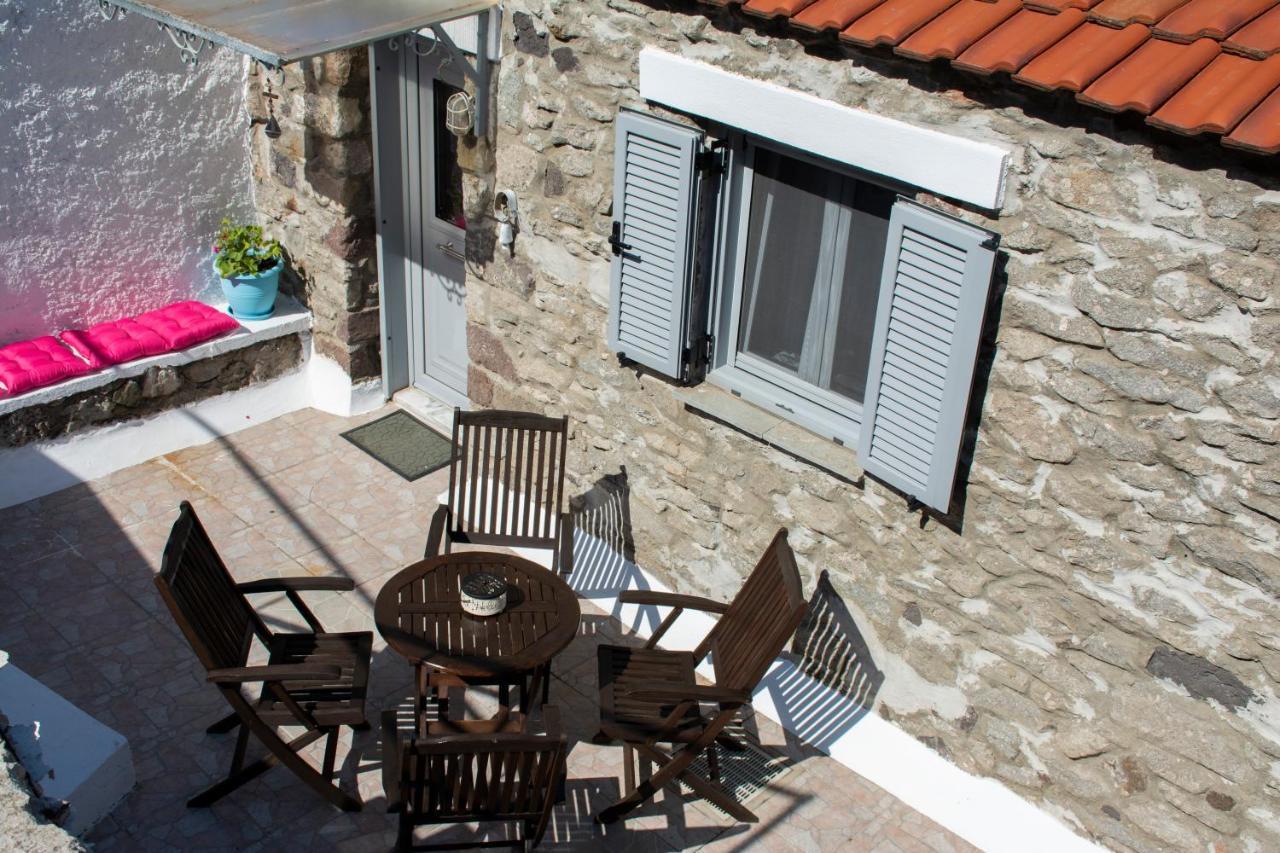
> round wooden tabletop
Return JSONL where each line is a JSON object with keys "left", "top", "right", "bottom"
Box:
{"left": 374, "top": 551, "right": 581, "bottom": 678}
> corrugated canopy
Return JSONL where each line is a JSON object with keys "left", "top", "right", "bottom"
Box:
{"left": 109, "top": 0, "right": 497, "bottom": 66}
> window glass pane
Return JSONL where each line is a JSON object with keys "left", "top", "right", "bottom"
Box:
{"left": 433, "top": 79, "right": 466, "bottom": 229}
{"left": 827, "top": 181, "right": 895, "bottom": 403}
{"left": 734, "top": 144, "right": 894, "bottom": 410}
{"left": 737, "top": 148, "right": 831, "bottom": 377}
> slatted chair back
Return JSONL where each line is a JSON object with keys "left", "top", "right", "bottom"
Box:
{"left": 701, "top": 530, "right": 806, "bottom": 695}
{"left": 398, "top": 733, "right": 565, "bottom": 847}
{"left": 446, "top": 409, "right": 569, "bottom": 551}
{"left": 156, "top": 501, "right": 267, "bottom": 672}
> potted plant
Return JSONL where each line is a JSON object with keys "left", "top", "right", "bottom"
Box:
{"left": 212, "top": 219, "right": 284, "bottom": 320}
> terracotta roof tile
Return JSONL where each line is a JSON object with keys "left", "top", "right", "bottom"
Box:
{"left": 1026, "top": 0, "right": 1101, "bottom": 10}
{"left": 1224, "top": 84, "right": 1280, "bottom": 151}
{"left": 1013, "top": 22, "right": 1148, "bottom": 91}
{"left": 841, "top": 0, "right": 962, "bottom": 47}
{"left": 953, "top": 8, "right": 1087, "bottom": 73}
{"left": 896, "top": 0, "right": 1022, "bottom": 61}
{"left": 1153, "top": 0, "right": 1277, "bottom": 43}
{"left": 743, "top": 0, "right": 820, "bottom": 20}
{"left": 1078, "top": 36, "right": 1219, "bottom": 111}
{"left": 1223, "top": 5, "right": 1280, "bottom": 56}
{"left": 691, "top": 0, "right": 1280, "bottom": 153}
{"left": 1148, "top": 52, "right": 1280, "bottom": 133}
{"left": 1089, "top": 0, "right": 1192, "bottom": 27}
{"left": 791, "top": 0, "right": 886, "bottom": 32}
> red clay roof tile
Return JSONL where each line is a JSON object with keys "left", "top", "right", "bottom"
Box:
{"left": 1153, "top": 0, "right": 1277, "bottom": 42}
{"left": 1224, "top": 84, "right": 1280, "bottom": 151}
{"left": 1148, "top": 52, "right": 1280, "bottom": 133}
{"left": 743, "top": 0, "right": 820, "bottom": 19}
{"left": 895, "top": 0, "right": 1022, "bottom": 61}
{"left": 1223, "top": 5, "right": 1280, "bottom": 56}
{"left": 953, "top": 8, "right": 1087, "bottom": 73}
{"left": 1078, "top": 36, "right": 1219, "bottom": 111}
{"left": 691, "top": 0, "right": 1280, "bottom": 153}
{"left": 1089, "top": 0, "right": 1192, "bottom": 27}
{"left": 791, "top": 0, "right": 886, "bottom": 31}
{"left": 841, "top": 0, "right": 962, "bottom": 47}
{"left": 1013, "top": 21, "right": 1148, "bottom": 91}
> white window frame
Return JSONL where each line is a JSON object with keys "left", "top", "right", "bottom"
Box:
{"left": 709, "top": 135, "right": 906, "bottom": 447}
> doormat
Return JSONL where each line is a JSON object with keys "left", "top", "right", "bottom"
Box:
{"left": 340, "top": 410, "right": 453, "bottom": 481}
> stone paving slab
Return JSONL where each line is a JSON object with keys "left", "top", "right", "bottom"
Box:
{"left": 0, "top": 406, "right": 976, "bottom": 852}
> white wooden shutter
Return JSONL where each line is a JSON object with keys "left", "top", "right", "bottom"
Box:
{"left": 858, "top": 200, "right": 998, "bottom": 513}
{"left": 607, "top": 111, "right": 704, "bottom": 380}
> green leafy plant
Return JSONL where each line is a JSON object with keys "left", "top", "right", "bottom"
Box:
{"left": 212, "top": 218, "right": 283, "bottom": 279}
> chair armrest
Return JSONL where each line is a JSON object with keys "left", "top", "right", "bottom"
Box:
{"left": 617, "top": 590, "right": 730, "bottom": 614}
{"left": 623, "top": 681, "right": 751, "bottom": 705}
{"left": 424, "top": 505, "right": 452, "bottom": 559}
{"left": 381, "top": 710, "right": 403, "bottom": 810}
{"left": 237, "top": 577, "right": 355, "bottom": 594}
{"left": 207, "top": 664, "right": 342, "bottom": 684}
{"left": 558, "top": 511, "right": 574, "bottom": 575}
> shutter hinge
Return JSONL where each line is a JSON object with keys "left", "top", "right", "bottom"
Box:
{"left": 695, "top": 140, "right": 726, "bottom": 176}
{"left": 980, "top": 233, "right": 1000, "bottom": 251}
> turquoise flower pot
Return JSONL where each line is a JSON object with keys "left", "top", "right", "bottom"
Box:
{"left": 214, "top": 255, "right": 281, "bottom": 320}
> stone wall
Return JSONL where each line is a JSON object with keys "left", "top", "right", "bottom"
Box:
{"left": 247, "top": 51, "right": 380, "bottom": 381}
{"left": 459, "top": 2, "right": 1280, "bottom": 850}
{"left": 0, "top": 335, "right": 302, "bottom": 448}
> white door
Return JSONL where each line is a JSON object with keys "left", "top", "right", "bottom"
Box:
{"left": 403, "top": 41, "right": 469, "bottom": 406}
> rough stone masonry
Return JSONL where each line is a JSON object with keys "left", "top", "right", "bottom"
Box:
{"left": 443, "top": 1, "right": 1280, "bottom": 851}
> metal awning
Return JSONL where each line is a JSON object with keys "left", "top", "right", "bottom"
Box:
{"left": 98, "top": 0, "right": 497, "bottom": 68}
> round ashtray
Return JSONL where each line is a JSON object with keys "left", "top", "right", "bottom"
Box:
{"left": 460, "top": 572, "right": 508, "bottom": 617}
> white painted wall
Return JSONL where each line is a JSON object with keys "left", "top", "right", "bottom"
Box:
{"left": 0, "top": 0, "right": 254, "bottom": 346}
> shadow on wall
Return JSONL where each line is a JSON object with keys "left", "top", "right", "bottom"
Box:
{"left": 566, "top": 466, "right": 882, "bottom": 754}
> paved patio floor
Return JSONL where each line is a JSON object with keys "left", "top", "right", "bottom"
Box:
{"left": 0, "top": 405, "right": 976, "bottom": 852}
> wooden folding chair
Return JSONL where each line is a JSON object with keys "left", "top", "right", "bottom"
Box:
{"left": 423, "top": 408, "right": 574, "bottom": 712}
{"left": 382, "top": 706, "right": 567, "bottom": 851}
{"left": 426, "top": 408, "right": 573, "bottom": 575}
{"left": 155, "top": 501, "right": 372, "bottom": 811}
{"left": 594, "top": 529, "right": 806, "bottom": 824}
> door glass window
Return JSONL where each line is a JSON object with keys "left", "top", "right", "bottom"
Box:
{"left": 433, "top": 79, "right": 466, "bottom": 229}
{"left": 736, "top": 146, "right": 892, "bottom": 406}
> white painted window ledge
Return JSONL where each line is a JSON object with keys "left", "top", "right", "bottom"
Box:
{"left": 0, "top": 297, "right": 312, "bottom": 418}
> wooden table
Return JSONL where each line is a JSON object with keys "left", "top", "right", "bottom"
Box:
{"left": 374, "top": 551, "right": 581, "bottom": 717}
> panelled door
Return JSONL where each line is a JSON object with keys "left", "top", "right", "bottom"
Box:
{"left": 399, "top": 37, "right": 469, "bottom": 406}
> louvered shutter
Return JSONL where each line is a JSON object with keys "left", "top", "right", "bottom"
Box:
{"left": 857, "top": 200, "right": 998, "bottom": 513}
{"left": 607, "top": 111, "right": 704, "bottom": 380}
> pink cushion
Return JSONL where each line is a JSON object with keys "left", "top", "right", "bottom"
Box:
{"left": 0, "top": 336, "right": 92, "bottom": 398}
{"left": 134, "top": 301, "right": 239, "bottom": 350}
{"left": 60, "top": 319, "right": 170, "bottom": 369}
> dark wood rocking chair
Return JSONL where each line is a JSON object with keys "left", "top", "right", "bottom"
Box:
{"left": 593, "top": 529, "right": 806, "bottom": 824}
{"left": 426, "top": 408, "right": 573, "bottom": 575}
{"left": 155, "top": 501, "right": 372, "bottom": 811}
{"left": 423, "top": 408, "right": 574, "bottom": 712}
{"left": 382, "top": 706, "right": 567, "bottom": 851}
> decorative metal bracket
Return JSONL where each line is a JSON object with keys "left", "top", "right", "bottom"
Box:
{"left": 92, "top": 1, "right": 217, "bottom": 68}
{"left": 158, "top": 21, "right": 215, "bottom": 66}
{"left": 387, "top": 14, "right": 492, "bottom": 136}
{"left": 96, "top": 0, "right": 125, "bottom": 21}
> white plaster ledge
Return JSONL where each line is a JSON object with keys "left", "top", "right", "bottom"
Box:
{"left": 0, "top": 651, "right": 134, "bottom": 837}
{"left": 0, "top": 297, "right": 312, "bottom": 418}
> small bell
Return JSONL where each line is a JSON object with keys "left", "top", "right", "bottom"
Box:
{"left": 264, "top": 114, "right": 282, "bottom": 139}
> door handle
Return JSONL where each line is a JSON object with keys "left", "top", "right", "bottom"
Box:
{"left": 436, "top": 242, "right": 466, "bottom": 262}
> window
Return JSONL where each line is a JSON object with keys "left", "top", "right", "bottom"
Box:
{"left": 719, "top": 142, "right": 897, "bottom": 443}
{"left": 433, "top": 79, "right": 466, "bottom": 229}
{"left": 606, "top": 110, "right": 999, "bottom": 512}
